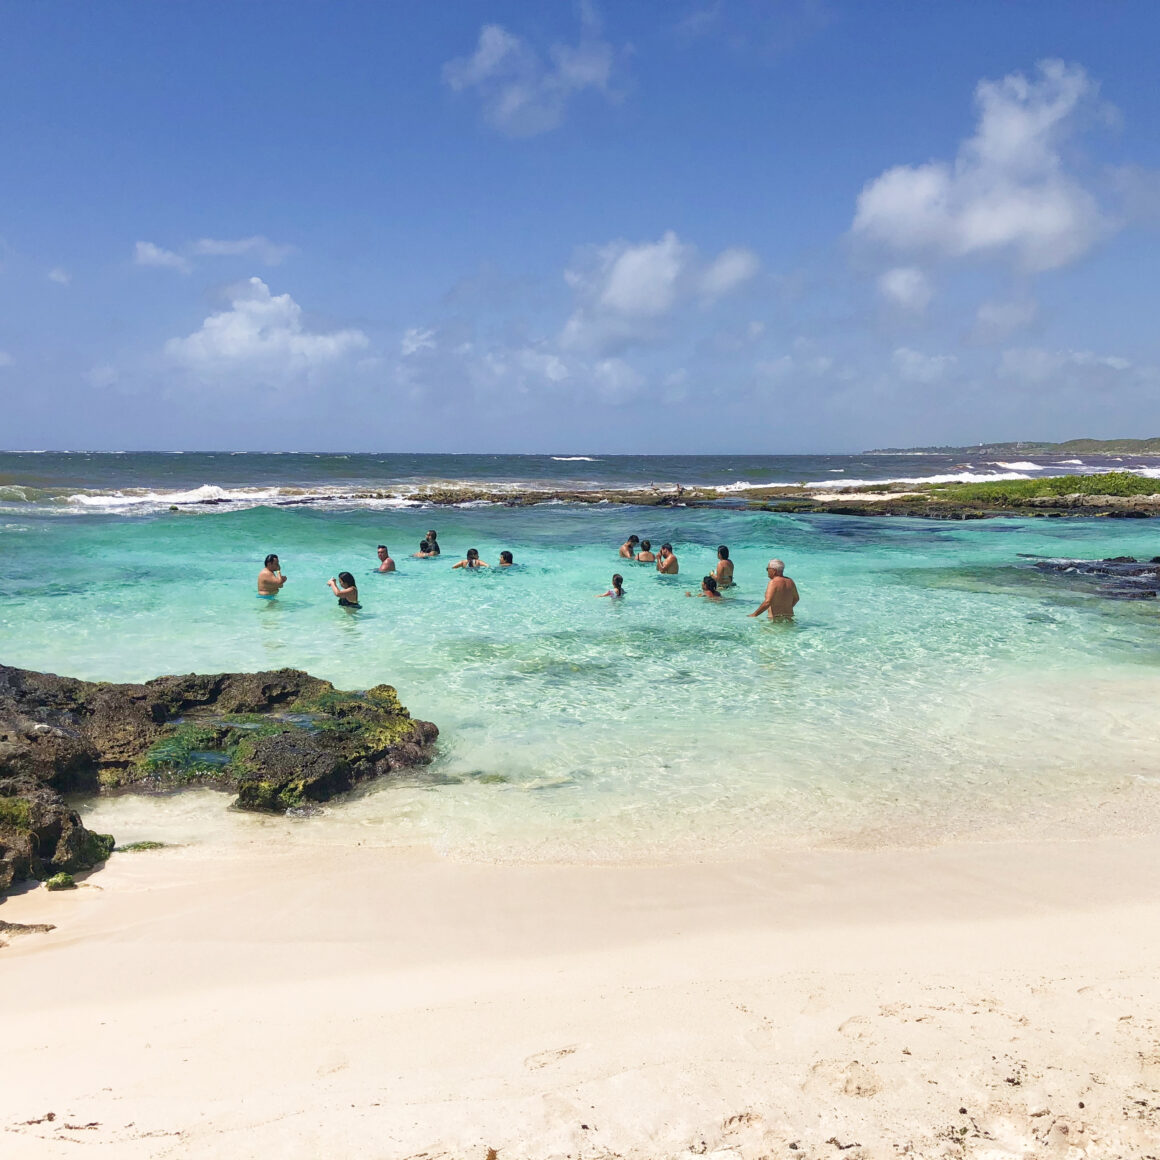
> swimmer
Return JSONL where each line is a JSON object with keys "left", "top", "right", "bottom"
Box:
{"left": 656, "top": 543, "right": 679, "bottom": 574}
{"left": 686, "top": 575, "right": 722, "bottom": 600}
{"left": 749, "top": 559, "right": 799, "bottom": 621}
{"left": 425, "top": 530, "right": 441, "bottom": 556}
{"left": 257, "top": 554, "right": 287, "bottom": 596}
{"left": 713, "top": 545, "right": 734, "bottom": 587}
{"left": 597, "top": 573, "right": 626, "bottom": 599}
{"left": 413, "top": 539, "right": 437, "bottom": 558}
{"left": 376, "top": 544, "right": 396, "bottom": 573}
{"left": 452, "top": 548, "right": 489, "bottom": 569}
{"left": 635, "top": 539, "right": 656, "bottom": 563}
{"left": 499, "top": 550, "right": 514, "bottom": 567}
{"left": 327, "top": 571, "right": 361, "bottom": 608}
{"left": 619, "top": 534, "right": 640, "bottom": 558}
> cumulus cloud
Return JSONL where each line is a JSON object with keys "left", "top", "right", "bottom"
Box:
{"left": 47, "top": 267, "right": 71, "bottom": 286}
{"left": 134, "top": 241, "right": 191, "bottom": 273}
{"left": 972, "top": 298, "right": 1038, "bottom": 343}
{"left": 561, "top": 230, "right": 761, "bottom": 353}
{"left": 165, "top": 277, "right": 368, "bottom": 387}
{"left": 876, "top": 266, "right": 933, "bottom": 313}
{"left": 443, "top": 4, "right": 620, "bottom": 136}
{"left": 853, "top": 60, "right": 1113, "bottom": 272}
{"left": 892, "top": 346, "right": 957, "bottom": 384}
{"left": 998, "top": 346, "right": 1132, "bottom": 385}
{"left": 190, "top": 236, "right": 293, "bottom": 265}
{"left": 401, "top": 327, "right": 437, "bottom": 356}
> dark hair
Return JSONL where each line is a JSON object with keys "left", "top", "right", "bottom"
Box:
{"left": 500, "top": 550, "right": 513, "bottom": 564}
{"left": 338, "top": 571, "right": 356, "bottom": 588}
{"left": 426, "top": 530, "right": 438, "bottom": 540}
{"left": 377, "top": 544, "right": 388, "bottom": 552}
{"left": 264, "top": 554, "right": 279, "bottom": 568}
{"left": 466, "top": 548, "right": 479, "bottom": 561}
{"left": 702, "top": 575, "right": 718, "bottom": 593}
{"left": 640, "top": 539, "right": 651, "bottom": 551}
{"left": 419, "top": 539, "right": 430, "bottom": 551}
{"left": 717, "top": 545, "right": 729, "bottom": 560}
{"left": 627, "top": 534, "right": 639, "bottom": 544}
{"left": 612, "top": 573, "right": 624, "bottom": 593}
{"left": 661, "top": 542, "right": 673, "bottom": 553}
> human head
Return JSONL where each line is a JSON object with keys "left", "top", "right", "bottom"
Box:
{"left": 626, "top": 534, "right": 639, "bottom": 545}
{"left": 702, "top": 575, "right": 718, "bottom": 594}
{"left": 377, "top": 545, "right": 389, "bottom": 559}
{"left": 419, "top": 539, "right": 430, "bottom": 553}
{"left": 661, "top": 542, "right": 673, "bottom": 555}
{"left": 767, "top": 559, "right": 785, "bottom": 576}
{"left": 640, "top": 539, "right": 651, "bottom": 551}
{"left": 612, "top": 573, "right": 624, "bottom": 591}
{"left": 717, "top": 545, "right": 729, "bottom": 560}
{"left": 500, "top": 550, "right": 513, "bottom": 564}
{"left": 264, "top": 554, "right": 280, "bottom": 569}
{"left": 466, "top": 548, "right": 479, "bottom": 560}
{"left": 426, "top": 530, "right": 438, "bottom": 542}
{"left": 338, "top": 571, "right": 356, "bottom": 588}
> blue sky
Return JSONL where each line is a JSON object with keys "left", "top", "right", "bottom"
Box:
{"left": 1, "top": 0, "right": 1158, "bottom": 452}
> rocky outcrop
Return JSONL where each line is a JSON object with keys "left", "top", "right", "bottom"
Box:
{"left": 0, "top": 665, "right": 437, "bottom": 896}
{"left": 1026, "top": 556, "right": 1160, "bottom": 599}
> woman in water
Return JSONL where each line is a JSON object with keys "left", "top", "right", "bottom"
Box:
{"left": 499, "top": 550, "right": 514, "bottom": 566}
{"left": 597, "top": 573, "right": 625, "bottom": 599}
{"left": 327, "top": 571, "right": 361, "bottom": 608}
{"left": 686, "top": 575, "right": 722, "bottom": 600}
{"left": 452, "top": 548, "right": 489, "bottom": 569}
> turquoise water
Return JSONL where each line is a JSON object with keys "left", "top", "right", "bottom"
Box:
{"left": 3, "top": 502, "right": 1160, "bottom": 859}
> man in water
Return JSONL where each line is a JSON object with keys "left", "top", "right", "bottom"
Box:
{"left": 749, "top": 559, "right": 799, "bottom": 620}
{"left": 257, "top": 553, "right": 287, "bottom": 595}
{"left": 376, "top": 545, "right": 396, "bottom": 573}
{"left": 619, "top": 534, "right": 640, "bottom": 558}
{"left": 656, "top": 543, "right": 679, "bottom": 574}
{"left": 425, "top": 530, "right": 441, "bottom": 556}
{"left": 713, "top": 545, "right": 734, "bottom": 587}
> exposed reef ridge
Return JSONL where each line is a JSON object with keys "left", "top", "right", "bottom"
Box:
{"left": 0, "top": 665, "right": 437, "bottom": 896}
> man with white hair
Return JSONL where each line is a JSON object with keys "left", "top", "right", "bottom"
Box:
{"left": 749, "top": 558, "right": 799, "bottom": 621}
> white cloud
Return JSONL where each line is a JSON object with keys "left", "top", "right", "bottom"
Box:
{"left": 47, "top": 267, "right": 71, "bottom": 286}
{"left": 700, "top": 247, "right": 761, "bottom": 300}
{"left": 165, "top": 277, "right": 368, "bottom": 386}
{"left": 973, "top": 298, "right": 1038, "bottom": 342}
{"left": 853, "top": 60, "right": 1112, "bottom": 272}
{"left": 191, "top": 236, "right": 293, "bottom": 265}
{"left": 0, "top": 351, "right": 12, "bottom": 367}
{"left": 134, "top": 241, "right": 191, "bottom": 273}
{"left": 401, "top": 327, "right": 437, "bottom": 356}
{"left": 591, "top": 357, "right": 644, "bottom": 402}
{"left": 892, "top": 346, "right": 957, "bottom": 384}
{"left": 86, "top": 364, "right": 118, "bottom": 389}
{"left": 999, "top": 346, "right": 1132, "bottom": 385}
{"left": 561, "top": 231, "right": 761, "bottom": 353}
{"left": 443, "top": 4, "right": 619, "bottom": 136}
{"left": 876, "top": 266, "right": 932, "bottom": 313}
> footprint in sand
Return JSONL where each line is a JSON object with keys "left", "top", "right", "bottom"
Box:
{"left": 524, "top": 1045, "right": 578, "bottom": 1070}
{"left": 804, "top": 1059, "right": 883, "bottom": 1098}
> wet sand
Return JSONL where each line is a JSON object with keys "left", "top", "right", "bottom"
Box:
{"left": 2, "top": 834, "right": 1160, "bottom": 1158}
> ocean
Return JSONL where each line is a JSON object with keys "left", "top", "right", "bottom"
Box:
{"left": 2, "top": 451, "right": 1159, "bottom": 861}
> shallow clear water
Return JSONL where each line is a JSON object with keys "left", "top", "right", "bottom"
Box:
{"left": 4, "top": 491, "right": 1160, "bottom": 860}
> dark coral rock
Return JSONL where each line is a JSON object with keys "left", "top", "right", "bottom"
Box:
{"left": 0, "top": 665, "right": 437, "bottom": 896}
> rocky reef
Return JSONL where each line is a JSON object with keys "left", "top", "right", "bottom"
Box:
{"left": 1025, "top": 555, "right": 1160, "bottom": 600}
{"left": 0, "top": 665, "right": 437, "bottom": 896}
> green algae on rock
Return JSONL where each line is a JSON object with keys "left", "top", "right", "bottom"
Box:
{"left": 0, "top": 664, "right": 438, "bottom": 897}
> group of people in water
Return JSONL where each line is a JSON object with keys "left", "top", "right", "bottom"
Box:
{"left": 603, "top": 534, "right": 799, "bottom": 619}
{"left": 256, "top": 526, "right": 799, "bottom": 620}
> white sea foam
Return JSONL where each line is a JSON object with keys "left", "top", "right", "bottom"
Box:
{"left": 805, "top": 470, "right": 1034, "bottom": 488}
{"left": 551, "top": 456, "right": 600, "bottom": 462}
{"left": 1060, "top": 459, "right": 1084, "bottom": 465}
{"left": 994, "top": 461, "right": 1045, "bottom": 470}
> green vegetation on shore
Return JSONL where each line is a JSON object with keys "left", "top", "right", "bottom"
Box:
{"left": 866, "top": 438, "right": 1160, "bottom": 456}
{"left": 905, "top": 472, "right": 1160, "bottom": 503}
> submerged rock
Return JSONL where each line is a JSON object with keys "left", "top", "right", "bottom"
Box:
{"left": 0, "top": 665, "right": 437, "bottom": 896}
{"left": 1027, "top": 556, "right": 1160, "bottom": 600}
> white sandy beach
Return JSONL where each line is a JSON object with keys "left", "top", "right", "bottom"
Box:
{"left": 2, "top": 834, "right": 1159, "bottom": 1159}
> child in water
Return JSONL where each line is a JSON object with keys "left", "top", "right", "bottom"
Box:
{"left": 328, "top": 572, "right": 361, "bottom": 608}
{"left": 686, "top": 575, "right": 722, "bottom": 600}
{"left": 597, "top": 573, "right": 625, "bottom": 599}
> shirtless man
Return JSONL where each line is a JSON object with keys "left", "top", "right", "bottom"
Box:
{"left": 749, "top": 559, "right": 799, "bottom": 620}
{"left": 713, "top": 545, "right": 734, "bottom": 587}
{"left": 376, "top": 545, "right": 396, "bottom": 573}
{"left": 619, "top": 534, "right": 640, "bottom": 558}
{"left": 257, "top": 553, "right": 287, "bottom": 596}
{"left": 656, "top": 543, "right": 679, "bottom": 575}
